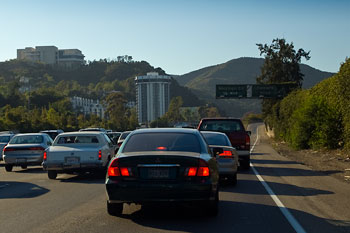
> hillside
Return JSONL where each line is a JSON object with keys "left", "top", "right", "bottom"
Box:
{"left": 175, "top": 57, "right": 334, "bottom": 117}
{"left": 0, "top": 59, "right": 202, "bottom": 107}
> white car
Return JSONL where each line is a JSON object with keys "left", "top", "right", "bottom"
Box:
{"left": 42, "top": 131, "right": 115, "bottom": 179}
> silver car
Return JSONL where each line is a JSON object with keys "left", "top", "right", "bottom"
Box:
{"left": 2, "top": 133, "right": 53, "bottom": 171}
{"left": 201, "top": 131, "right": 239, "bottom": 185}
{"left": 42, "top": 131, "right": 115, "bottom": 179}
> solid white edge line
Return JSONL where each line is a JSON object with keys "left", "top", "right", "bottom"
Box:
{"left": 250, "top": 126, "right": 307, "bottom": 233}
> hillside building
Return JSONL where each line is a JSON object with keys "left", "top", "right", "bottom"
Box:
{"left": 17, "top": 46, "right": 85, "bottom": 69}
{"left": 70, "top": 96, "right": 105, "bottom": 119}
{"left": 135, "top": 72, "right": 171, "bottom": 124}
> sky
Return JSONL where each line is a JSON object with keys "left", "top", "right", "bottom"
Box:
{"left": 0, "top": 0, "right": 349, "bottom": 75}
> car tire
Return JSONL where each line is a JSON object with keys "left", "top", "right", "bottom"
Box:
{"left": 107, "top": 201, "right": 123, "bottom": 216}
{"left": 21, "top": 165, "right": 27, "bottom": 169}
{"left": 230, "top": 173, "right": 237, "bottom": 186}
{"left": 5, "top": 164, "right": 13, "bottom": 172}
{"left": 241, "top": 159, "right": 250, "bottom": 170}
{"left": 48, "top": 170, "right": 57, "bottom": 179}
{"left": 207, "top": 190, "right": 219, "bottom": 217}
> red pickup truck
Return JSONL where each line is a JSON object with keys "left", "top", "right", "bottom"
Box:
{"left": 198, "top": 118, "right": 251, "bottom": 169}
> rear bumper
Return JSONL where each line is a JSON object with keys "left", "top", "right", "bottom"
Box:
{"left": 217, "top": 159, "right": 238, "bottom": 175}
{"left": 42, "top": 161, "right": 104, "bottom": 172}
{"left": 106, "top": 179, "right": 217, "bottom": 204}
{"left": 237, "top": 150, "right": 250, "bottom": 161}
{"left": 3, "top": 154, "right": 43, "bottom": 165}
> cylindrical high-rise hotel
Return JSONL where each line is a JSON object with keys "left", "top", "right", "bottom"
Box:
{"left": 135, "top": 72, "right": 171, "bottom": 124}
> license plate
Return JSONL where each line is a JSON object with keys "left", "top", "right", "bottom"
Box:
{"left": 16, "top": 158, "right": 26, "bottom": 163}
{"left": 148, "top": 168, "right": 169, "bottom": 179}
{"left": 65, "top": 157, "right": 79, "bottom": 164}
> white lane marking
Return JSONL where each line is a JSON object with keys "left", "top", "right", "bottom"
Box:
{"left": 250, "top": 126, "right": 307, "bottom": 233}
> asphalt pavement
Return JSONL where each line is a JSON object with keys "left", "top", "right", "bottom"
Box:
{"left": 1, "top": 123, "right": 349, "bottom": 233}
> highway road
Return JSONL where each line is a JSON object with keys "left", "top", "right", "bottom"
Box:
{"left": 1, "top": 123, "right": 350, "bottom": 233}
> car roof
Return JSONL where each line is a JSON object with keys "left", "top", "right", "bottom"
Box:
{"left": 40, "top": 129, "right": 64, "bottom": 133}
{"left": 58, "top": 131, "right": 105, "bottom": 136}
{"left": 200, "top": 117, "right": 242, "bottom": 121}
{"left": 200, "top": 131, "right": 227, "bottom": 136}
{"left": 14, "top": 133, "right": 48, "bottom": 136}
{"left": 132, "top": 128, "right": 199, "bottom": 134}
{"left": 0, "top": 133, "right": 15, "bottom": 137}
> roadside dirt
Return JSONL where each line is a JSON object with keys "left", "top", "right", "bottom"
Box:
{"left": 266, "top": 137, "right": 350, "bottom": 184}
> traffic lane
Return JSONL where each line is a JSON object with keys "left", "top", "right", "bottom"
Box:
{"left": 0, "top": 171, "right": 105, "bottom": 233}
{"left": 26, "top": 171, "right": 297, "bottom": 233}
{"left": 250, "top": 123, "right": 350, "bottom": 233}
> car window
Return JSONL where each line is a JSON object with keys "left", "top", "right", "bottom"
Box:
{"left": 56, "top": 135, "right": 99, "bottom": 144}
{"left": 119, "top": 132, "right": 131, "bottom": 140}
{"left": 0, "top": 136, "right": 11, "bottom": 143}
{"left": 199, "top": 120, "right": 243, "bottom": 132}
{"left": 202, "top": 133, "right": 231, "bottom": 146}
{"left": 10, "top": 135, "right": 43, "bottom": 144}
{"left": 122, "top": 133, "right": 201, "bottom": 153}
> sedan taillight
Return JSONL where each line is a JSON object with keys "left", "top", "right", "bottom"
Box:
{"left": 98, "top": 150, "right": 102, "bottom": 160}
{"left": 219, "top": 150, "right": 233, "bottom": 158}
{"left": 4, "top": 147, "right": 16, "bottom": 152}
{"left": 43, "top": 151, "right": 47, "bottom": 161}
{"left": 185, "top": 159, "right": 210, "bottom": 177}
{"left": 29, "top": 147, "right": 45, "bottom": 151}
{"left": 107, "top": 159, "right": 132, "bottom": 177}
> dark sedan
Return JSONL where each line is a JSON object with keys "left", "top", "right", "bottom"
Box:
{"left": 105, "top": 128, "right": 219, "bottom": 216}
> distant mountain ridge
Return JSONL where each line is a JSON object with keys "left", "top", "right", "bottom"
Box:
{"left": 175, "top": 57, "right": 335, "bottom": 117}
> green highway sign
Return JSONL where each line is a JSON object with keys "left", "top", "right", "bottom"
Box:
{"left": 216, "top": 83, "right": 298, "bottom": 99}
{"left": 216, "top": 85, "right": 247, "bottom": 98}
{"left": 252, "top": 83, "right": 298, "bottom": 98}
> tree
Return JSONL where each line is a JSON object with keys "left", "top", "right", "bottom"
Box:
{"left": 164, "top": 96, "right": 185, "bottom": 124}
{"left": 256, "top": 38, "right": 311, "bottom": 122}
{"left": 105, "top": 92, "right": 128, "bottom": 130}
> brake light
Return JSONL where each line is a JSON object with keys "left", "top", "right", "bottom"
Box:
{"left": 117, "top": 142, "right": 122, "bottom": 147}
{"left": 219, "top": 150, "right": 233, "bottom": 157}
{"left": 245, "top": 134, "right": 250, "bottom": 146}
{"left": 107, "top": 159, "right": 133, "bottom": 177}
{"left": 98, "top": 150, "right": 102, "bottom": 160}
{"left": 156, "top": 146, "right": 167, "bottom": 150}
{"left": 29, "top": 147, "right": 45, "bottom": 151}
{"left": 4, "top": 147, "right": 15, "bottom": 152}
{"left": 43, "top": 151, "right": 47, "bottom": 161}
{"left": 197, "top": 167, "right": 210, "bottom": 176}
{"left": 120, "top": 167, "right": 131, "bottom": 176}
{"left": 186, "top": 159, "right": 210, "bottom": 177}
{"left": 245, "top": 134, "right": 250, "bottom": 150}
{"left": 187, "top": 167, "right": 197, "bottom": 176}
{"left": 108, "top": 159, "right": 120, "bottom": 176}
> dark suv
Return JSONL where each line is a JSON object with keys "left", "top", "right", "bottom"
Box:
{"left": 198, "top": 118, "right": 251, "bottom": 169}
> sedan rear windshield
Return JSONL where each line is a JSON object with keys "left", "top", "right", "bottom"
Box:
{"left": 122, "top": 133, "right": 201, "bottom": 153}
{"left": 10, "top": 135, "right": 43, "bottom": 144}
{"left": 0, "top": 136, "right": 11, "bottom": 143}
{"left": 202, "top": 133, "right": 231, "bottom": 146}
{"left": 56, "top": 136, "right": 99, "bottom": 144}
{"left": 199, "top": 120, "right": 243, "bottom": 132}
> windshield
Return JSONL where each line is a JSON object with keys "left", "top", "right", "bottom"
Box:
{"left": 0, "top": 136, "right": 11, "bottom": 143}
{"left": 199, "top": 120, "right": 243, "bottom": 132}
{"left": 119, "top": 132, "right": 131, "bottom": 140}
{"left": 122, "top": 133, "right": 201, "bottom": 153}
{"left": 202, "top": 133, "right": 231, "bottom": 146}
{"left": 10, "top": 135, "right": 43, "bottom": 144}
{"left": 56, "top": 135, "right": 99, "bottom": 144}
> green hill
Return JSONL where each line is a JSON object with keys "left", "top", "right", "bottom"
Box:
{"left": 175, "top": 57, "right": 334, "bottom": 117}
